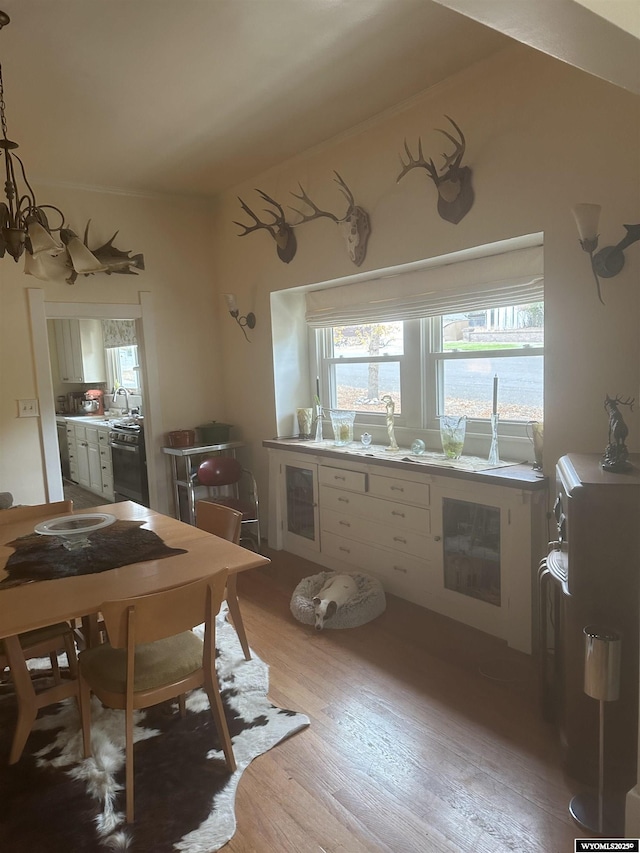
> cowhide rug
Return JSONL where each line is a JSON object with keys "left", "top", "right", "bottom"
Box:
{"left": 0, "top": 611, "right": 310, "bottom": 851}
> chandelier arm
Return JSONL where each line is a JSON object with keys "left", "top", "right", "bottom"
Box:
{"left": 13, "top": 153, "right": 37, "bottom": 212}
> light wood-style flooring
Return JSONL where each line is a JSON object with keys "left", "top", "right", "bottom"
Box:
{"left": 229, "top": 548, "right": 587, "bottom": 853}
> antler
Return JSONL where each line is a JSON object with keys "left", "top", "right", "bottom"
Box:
{"left": 396, "top": 137, "right": 439, "bottom": 184}
{"left": 436, "top": 115, "right": 466, "bottom": 172}
{"left": 614, "top": 395, "right": 635, "bottom": 410}
{"left": 289, "top": 183, "right": 341, "bottom": 225}
{"left": 233, "top": 189, "right": 287, "bottom": 238}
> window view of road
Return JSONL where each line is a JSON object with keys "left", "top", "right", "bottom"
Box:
{"left": 331, "top": 307, "right": 544, "bottom": 422}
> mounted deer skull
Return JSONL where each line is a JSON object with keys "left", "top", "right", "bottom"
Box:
{"left": 397, "top": 116, "right": 474, "bottom": 225}
{"left": 233, "top": 190, "right": 297, "bottom": 263}
{"left": 289, "top": 172, "right": 371, "bottom": 266}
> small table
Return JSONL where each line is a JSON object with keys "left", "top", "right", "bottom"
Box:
{"left": 162, "top": 441, "right": 244, "bottom": 524}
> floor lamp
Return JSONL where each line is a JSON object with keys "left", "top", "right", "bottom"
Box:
{"left": 570, "top": 625, "right": 623, "bottom": 836}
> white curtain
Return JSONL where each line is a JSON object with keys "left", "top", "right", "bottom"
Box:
{"left": 305, "top": 245, "right": 544, "bottom": 327}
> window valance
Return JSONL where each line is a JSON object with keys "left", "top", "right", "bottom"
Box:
{"left": 305, "top": 245, "right": 544, "bottom": 327}
{"left": 102, "top": 319, "right": 137, "bottom": 347}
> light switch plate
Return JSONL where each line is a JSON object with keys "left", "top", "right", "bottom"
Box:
{"left": 18, "top": 399, "right": 39, "bottom": 417}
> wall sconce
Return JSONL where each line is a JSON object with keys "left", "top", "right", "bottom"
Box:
{"left": 223, "top": 293, "right": 256, "bottom": 342}
{"left": 572, "top": 204, "right": 640, "bottom": 305}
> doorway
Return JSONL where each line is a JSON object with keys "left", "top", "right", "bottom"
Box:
{"left": 28, "top": 289, "right": 167, "bottom": 514}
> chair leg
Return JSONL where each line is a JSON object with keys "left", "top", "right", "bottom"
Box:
{"left": 225, "top": 575, "right": 251, "bottom": 661}
{"left": 64, "top": 632, "right": 78, "bottom": 678}
{"left": 125, "top": 703, "right": 135, "bottom": 823}
{"left": 79, "top": 673, "right": 92, "bottom": 759}
{"left": 4, "top": 635, "right": 38, "bottom": 765}
{"left": 178, "top": 694, "right": 186, "bottom": 717}
{"left": 204, "top": 671, "right": 236, "bottom": 774}
{"left": 50, "top": 652, "right": 61, "bottom": 683}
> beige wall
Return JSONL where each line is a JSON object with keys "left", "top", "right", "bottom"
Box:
{"left": 0, "top": 186, "right": 224, "bottom": 510}
{"left": 211, "top": 46, "right": 640, "bottom": 517}
{"left": 0, "top": 44, "right": 638, "bottom": 525}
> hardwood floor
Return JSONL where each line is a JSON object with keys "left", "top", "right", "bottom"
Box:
{"left": 229, "top": 548, "right": 587, "bottom": 853}
{"left": 63, "top": 481, "right": 108, "bottom": 510}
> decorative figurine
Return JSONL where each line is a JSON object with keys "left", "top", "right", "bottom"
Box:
{"left": 602, "top": 394, "right": 634, "bottom": 472}
{"left": 381, "top": 395, "right": 399, "bottom": 452}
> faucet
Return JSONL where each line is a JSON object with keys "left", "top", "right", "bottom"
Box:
{"left": 115, "top": 387, "right": 130, "bottom": 414}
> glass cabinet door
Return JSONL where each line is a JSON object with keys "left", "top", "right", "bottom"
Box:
{"left": 283, "top": 461, "right": 320, "bottom": 552}
{"left": 442, "top": 497, "right": 501, "bottom": 606}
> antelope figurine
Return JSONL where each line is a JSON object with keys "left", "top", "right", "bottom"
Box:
{"left": 602, "top": 394, "right": 634, "bottom": 472}
{"left": 397, "top": 115, "right": 474, "bottom": 225}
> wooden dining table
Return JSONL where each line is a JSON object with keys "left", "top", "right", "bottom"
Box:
{"left": 0, "top": 500, "right": 270, "bottom": 669}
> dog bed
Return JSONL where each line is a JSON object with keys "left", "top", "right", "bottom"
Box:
{"left": 290, "top": 570, "right": 386, "bottom": 629}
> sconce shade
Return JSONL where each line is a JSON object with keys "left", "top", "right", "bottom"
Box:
{"left": 223, "top": 293, "right": 239, "bottom": 314}
{"left": 27, "top": 218, "right": 64, "bottom": 256}
{"left": 60, "top": 228, "right": 106, "bottom": 274}
{"left": 572, "top": 204, "right": 601, "bottom": 243}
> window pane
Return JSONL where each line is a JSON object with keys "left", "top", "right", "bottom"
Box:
{"left": 443, "top": 355, "right": 543, "bottom": 421}
{"left": 334, "top": 361, "right": 401, "bottom": 414}
{"left": 441, "top": 304, "right": 544, "bottom": 352}
{"left": 332, "top": 323, "right": 404, "bottom": 357}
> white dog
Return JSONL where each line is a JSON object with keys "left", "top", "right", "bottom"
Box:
{"left": 312, "top": 573, "right": 358, "bottom": 630}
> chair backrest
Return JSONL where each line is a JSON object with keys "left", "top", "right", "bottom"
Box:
{"left": 197, "top": 456, "right": 242, "bottom": 488}
{"left": 99, "top": 571, "right": 228, "bottom": 649}
{"left": 196, "top": 500, "right": 242, "bottom": 544}
{"left": 0, "top": 500, "right": 73, "bottom": 526}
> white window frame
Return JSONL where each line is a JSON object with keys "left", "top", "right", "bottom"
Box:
{"left": 315, "top": 309, "right": 543, "bottom": 441}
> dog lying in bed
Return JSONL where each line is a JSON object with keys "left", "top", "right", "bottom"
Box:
{"left": 312, "top": 573, "right": 358, "bottom": 630}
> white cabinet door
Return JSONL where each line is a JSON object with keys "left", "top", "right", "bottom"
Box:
{"left": 53, "top": 319, "right": 106, "bottom": 383}
{"left": 75, "top": 439, "right": 90, "bottom": 489}
{"left": 282, "top": 460, "right": 320, "bottom": 555}
{"left": 88, "top": 443, "right": 102, "bottom": 493}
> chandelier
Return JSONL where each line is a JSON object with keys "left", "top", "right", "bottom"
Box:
{"left": 0, "top": 10, "right": 104, "bottom": 278}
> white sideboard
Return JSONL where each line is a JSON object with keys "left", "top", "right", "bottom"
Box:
{"left": 264, "top": 440, "right": 547, "bottom": 654}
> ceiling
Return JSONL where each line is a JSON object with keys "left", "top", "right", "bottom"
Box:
{"left": 0, "top": 0, "right": 635, "bottom": 199}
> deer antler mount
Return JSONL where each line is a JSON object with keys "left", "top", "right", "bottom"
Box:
{"left": 233, "top": 190, "right": 297, "bottom": 264}
{"left": 289, "top": 172, "right": 371, "bottom": 266}
{"left": 397, "top": 116, "right": 474, "bottom": 225}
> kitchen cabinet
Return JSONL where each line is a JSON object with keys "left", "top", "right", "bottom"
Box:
{"left": 66, "top": 423, "right": 78, "bottom": 483}
{"left": 64, "top": 420, "right": 113, "bottom": 501}
{"left": 265, "top": 440, "right": 546, "bottom": 653}
{"left": 98, "top": 428, "right": 114, "bottom": 502}
{"left": 281, "top": 458, "right": 320, "bottom": 553}
{"left": 53, "top": 319, "right": 106, "bottom": 383}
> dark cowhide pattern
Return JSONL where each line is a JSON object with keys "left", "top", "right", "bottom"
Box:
{"left": 0, "top": 614, "right": 309, "bottom": 851}
{"left": 1, "top": 520, "right": 187, "bottom": 588}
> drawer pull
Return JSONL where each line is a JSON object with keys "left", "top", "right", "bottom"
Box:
{"left": 339, "top": 520, "right": 351, "bottom": 527}
{"left": 390, "top": 485, "right": 405, "bottom": 492}
{"left": 393, "top": 536, "right": 407, "bottom": 544}
{"left": 338, "top": 496, "right": 350, "bottom": 503}
{"left": 339, "top": 546, "right": 351, "bottom": 554}
{"left": 391, "top": 510, "right": 405, "bottom": 518}
{"left": 434, "top": 535, "right": 442, "bottom": 542}
{"left": 393, "top": 565, "right": 408, "bottom": 573}
{"left": 334, "top": 475, "right": 346, "bottom": 481}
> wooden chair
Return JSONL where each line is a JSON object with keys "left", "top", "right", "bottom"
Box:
{"left": 0, "top": 499, "right": 82, "bottom": 764}
{"left": 194, "top": 457, "right": 261, "bottom": 550}
{"left": 78, "top": 571, "right": 236, "bottom": 823}
{"left": 195, "top": 500, "right": 251, "bottom": 661}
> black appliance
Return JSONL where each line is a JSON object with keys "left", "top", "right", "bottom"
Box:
{"left": 539, "top": 453, "right": 640, "bottom": 798}
{"left": 109, "top": 423, "right": 149, "bottom": 506}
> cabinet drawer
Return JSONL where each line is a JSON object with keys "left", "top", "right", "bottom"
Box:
{"left": 320, "top": 485, "right": 430, "bottom": 532}
{"left": 368, "top": 473, "right": 430, "bottom": 506}
{"left": 98, "top": 431, "right": 109, "bottom": 445}
{"left": 319, "top": 465, "right": 367, "bottom": 493}
{"left": 322, "top": 508, "right": 432, "bottom": 559}
{"left": 74, "top": 425, "right": 86, "bottom": 441}
{"left": 322, "top": 531, "right": 432, "bottom": 601}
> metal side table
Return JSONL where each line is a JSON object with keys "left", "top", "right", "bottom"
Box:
{"left": 162, "top": 441, "right": 244, "bottom": 524}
